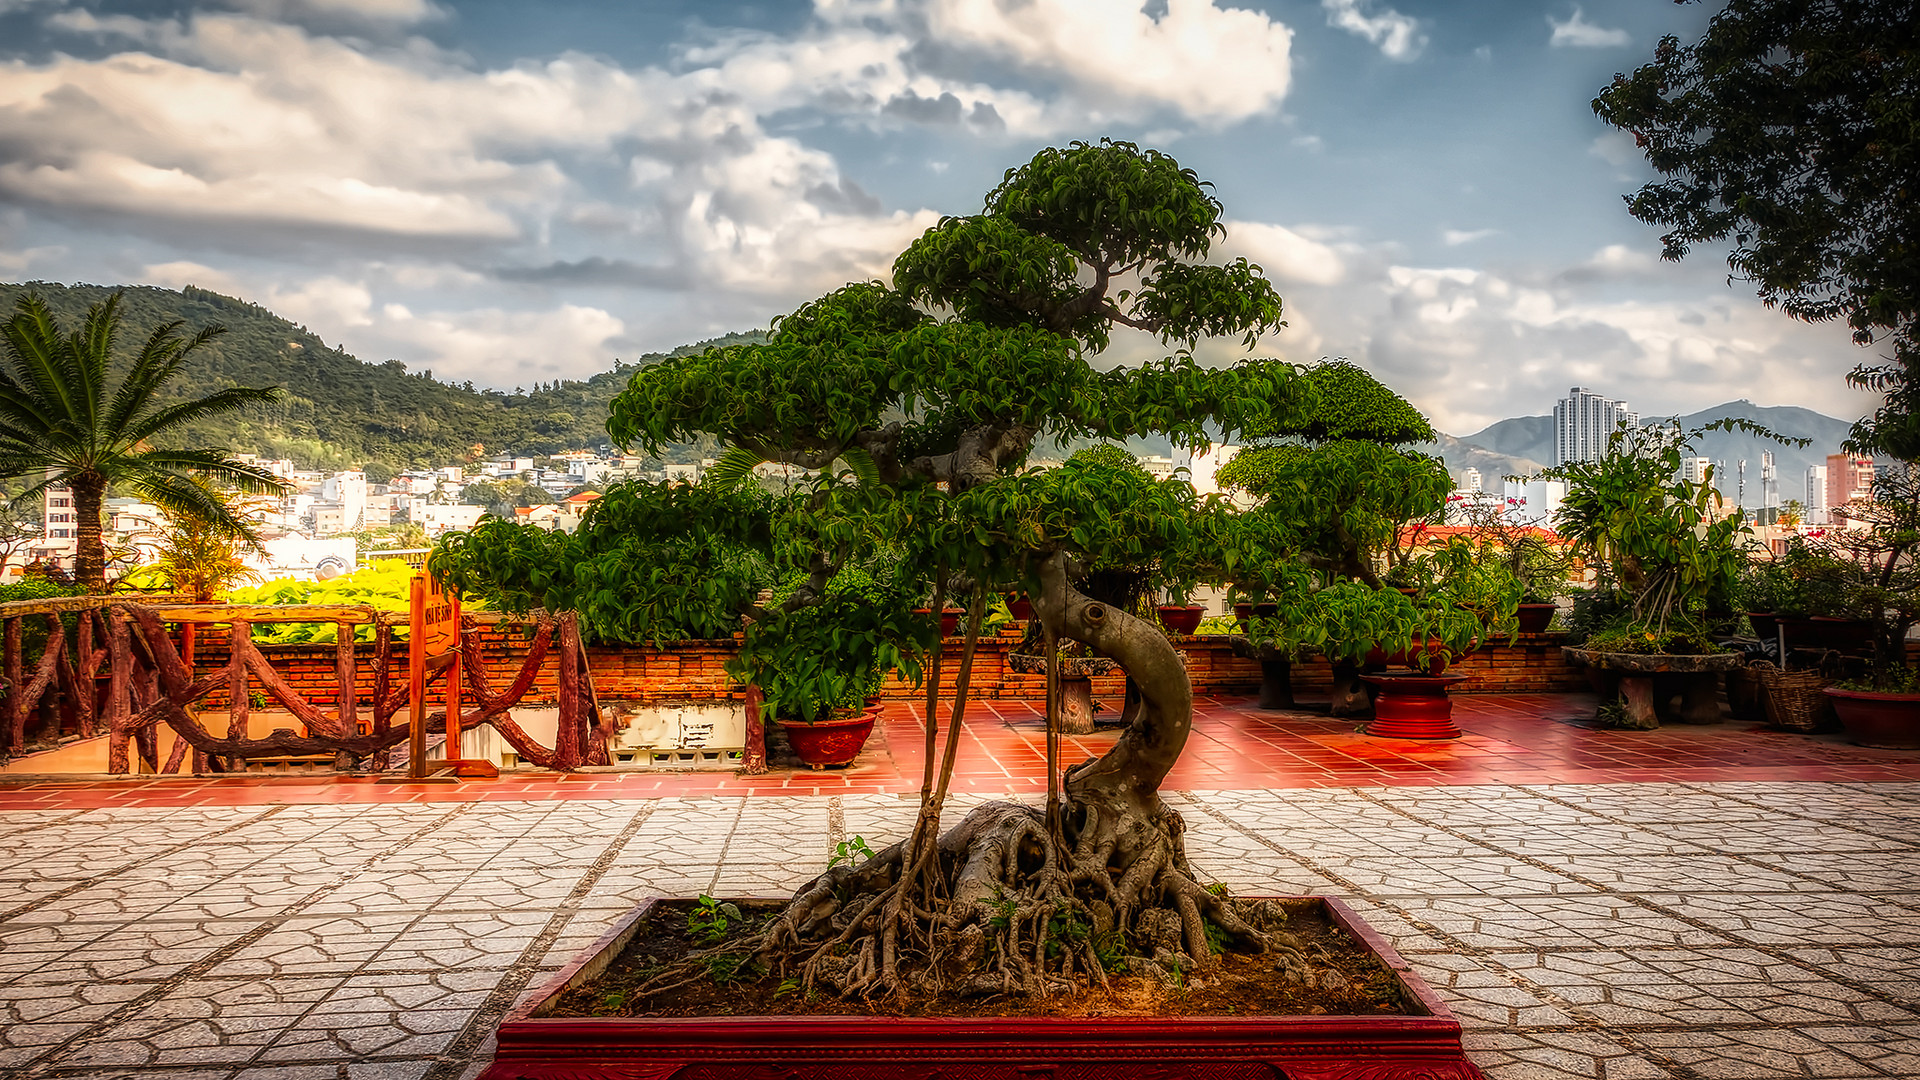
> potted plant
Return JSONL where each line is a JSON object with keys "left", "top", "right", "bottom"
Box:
{"left": 733, "top": 564, "right": 933, "bottom": 769}
{"left": 1545, "top": 420, "right": 1792, "bottom": 728}
{"left": 1813, "top": 463, "right": 1920, "bottom": 747}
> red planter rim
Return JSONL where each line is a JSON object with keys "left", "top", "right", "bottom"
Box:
{"left": 483, "top": 894, "right": 1483, "bottom": 1080}
{"left": 1823, "top": 687, "right": 1920, "bottom": 702}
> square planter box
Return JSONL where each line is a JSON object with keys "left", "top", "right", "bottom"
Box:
{"left": 480, "top": 895, "right": 1487, "bottom": 1080}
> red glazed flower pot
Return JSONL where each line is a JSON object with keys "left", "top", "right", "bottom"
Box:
{"left": 1157, "top": 604, "right": 1206, "bottom": 635}
{"left": 1360, "top": 673, "right": 1469, "bottom": 739}
{"left": 1824, "top": 687, "right": 1920, "bottom": 749}
{"left": 776, "top": 709, "right": 877, "bottom": 769}
{"left": 1006, "top": 593, "right": 1033, "bottom": 621}
{"left": 1515, "top": 603, "right": 1556, "bottom": 635}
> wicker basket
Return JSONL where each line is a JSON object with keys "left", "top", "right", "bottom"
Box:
{"left": 1751, "top": 659, "right": 1836, "bottom": 733}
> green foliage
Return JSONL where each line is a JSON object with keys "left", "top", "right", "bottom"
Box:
{"left": 1541, "top": 420, "right": 1790, "bottom": 635}
{"left": 1043, "top": 906, "right": 1091, "bottom": 960}
{"left": 1591, "top": 0, "right": 1920, "bottom": 457}
{"left": 0, "top": 579, "right": 85, "bottom": 604}
{"left": 434, "top": 481, "right": 775, "bottom": 644}
{"left": 827, "top": 835, "right": 875, "bottom": 870}
{"left": 1249, "top": 361, "right": 1436, "bottom": 445}
{"left": 223, "top": 560, "right": 439, "bottom": 644}
{"left": 687, "top": 895, "right": 742, "bottom": 946}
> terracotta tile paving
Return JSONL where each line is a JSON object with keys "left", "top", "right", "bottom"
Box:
{"left": 4, "top": 692, "right": 1920, "bottom": 1079}
{"left": 0, "top": 692, "right": 1915, "bottom": 809}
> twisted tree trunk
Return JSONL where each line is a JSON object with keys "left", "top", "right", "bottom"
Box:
{"left": 704, "top": 553, "right": 1300, "bottom": 1003}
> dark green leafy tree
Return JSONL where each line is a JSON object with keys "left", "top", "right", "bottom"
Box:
{"left": 1208, "top": 361, "right": 1477, "bottom": 710}
{"left": 1592, "top": 0, "right": 1919, "bottom": 456}
{"left": 0, "top": 292, "right": 287, "bottom": 592}
{"left": 439, "top": 140, "right": 1333, "bottom": 1000}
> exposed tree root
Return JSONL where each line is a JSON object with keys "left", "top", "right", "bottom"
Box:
{"left": 628, "top": 557, "right": 1311, "bottom": 1005}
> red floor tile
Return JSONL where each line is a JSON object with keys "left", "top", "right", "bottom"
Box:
{"left": 5, "top": 692, "right": 1919, "bottom": 808}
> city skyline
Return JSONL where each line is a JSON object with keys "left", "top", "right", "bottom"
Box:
{"left": 0, "top": 0, "right": 1882, "bottom": 434}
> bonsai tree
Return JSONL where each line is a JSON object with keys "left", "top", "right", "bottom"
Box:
{"left": 439, "top": 139, "right": 1323, "bottom": 998}
{"left": 1210, "top": 361, "right": 1475, "bottom": 711}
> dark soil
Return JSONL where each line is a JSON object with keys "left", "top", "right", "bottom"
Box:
{"left": 554, "top": 898, "right": 1413, "bottom": 1020}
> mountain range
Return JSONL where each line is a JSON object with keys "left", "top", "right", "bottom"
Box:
{"left": 0, "top": 282, "right": 1871, "bottom": 500}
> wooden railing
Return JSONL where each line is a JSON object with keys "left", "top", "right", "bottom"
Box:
{"left": 0, "top": 597, "right": 606, "bottom": 775}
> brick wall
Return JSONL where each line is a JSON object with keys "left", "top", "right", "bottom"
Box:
{"left": 180, "top": 622, "right": 1585, "bottom": 708}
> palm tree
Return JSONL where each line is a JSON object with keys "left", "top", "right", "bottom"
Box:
{"left": 0, "top": 291, "right": 287, "bottom": 592}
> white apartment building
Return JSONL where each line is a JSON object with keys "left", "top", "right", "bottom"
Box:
{"left": 1137, "top": 455, "right": 1177, "bottom": 480}
{"left": 1553, "top": 387, "right": 1638, "bottom": 466}
{"left": 1502, "top": 478, "right": 1567, "bottom": 529}
{"left": 1679, "top": 457, "right": 1713, "bottom": 485}
{"left": 1460, "top": 467, "right": 1482, "bottom": 492}
{"left": 318, "top": 471, "right": 367, "bottom": 532}
{"left": 1805, "top": 464, "right": 1829, "bottom": 524}
{"left": 407, "top": 501, "right": 486, "bottom": 536}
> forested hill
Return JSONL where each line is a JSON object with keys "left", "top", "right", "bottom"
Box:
{"left": 0, "top": 282, "right": 763, "bottom": 470}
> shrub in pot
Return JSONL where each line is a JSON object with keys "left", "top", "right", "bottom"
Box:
{"left": 1541, "top": 420, "right": 1798, "bottom": 727}
{"left": 1809, "top": 463, "right": 1920, "bottom": 747}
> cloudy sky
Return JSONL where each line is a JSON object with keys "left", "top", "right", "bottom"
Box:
{"left": 0, "top": 0, "right": 1879, "bottom": 436}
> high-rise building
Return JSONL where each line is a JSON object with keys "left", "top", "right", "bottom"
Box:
{"left": 1461, "top": 467, "right": 1482, "bottom": 492}
{"left": 1826, "top": 454, "right": 1874, "bottom": 510}
{"left": 1679, "top": 457, "right": 1713, "bottom": 485}
{"left": 1553, "top": 387, "right": 1638, "bottom": 465}
{"left": 1827, "top": 451, "right": 1873, "bottom": 522}
{"left": 1805, "top": 464, "right": 1829, "bottom": 524}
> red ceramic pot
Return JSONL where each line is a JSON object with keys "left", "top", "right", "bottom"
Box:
{"left": 1006, "top": 593, "right": 1033, "bottom": 621}
{"left": 1157, "top": 604, "right": 1206, "bottom": 635}
{"left": 1824, "top": 687, "right": 1920, "bottom": 749}
{"left": 1361, "top": 673, "right": 1470, "bottom": 739}
{"left": 776, "top": 708, "right": 878, "bottom": 769}
{"left": 1515, "top": 603, "right": 1556, "bottom": 635}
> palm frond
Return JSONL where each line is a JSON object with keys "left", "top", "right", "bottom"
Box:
{"left": 119, "top": 385, "right": 284, "bottom": 450}
{"left": 120, "top": 449, "right": 290, "bottom": 496}
{"left": 70, "top": 292, "right": 123, "bottom": 437}
{"left": 703, "top": 446, "right": 768, "bottom": 489}
{"left": 0, "top": 295, "right": 83, "bottom": 435}
{"left": 104, "top": 319, "right": 219, "bottom": 436}
{"left": 124, "top": 472, "right": 265, "bottom": 545}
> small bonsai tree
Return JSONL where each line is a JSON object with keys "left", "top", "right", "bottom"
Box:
{"left": 1210, "top": 361, "right": 1479, "bottom": 711}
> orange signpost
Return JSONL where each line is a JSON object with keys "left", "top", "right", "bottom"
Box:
{"left": 393, "top": 567, "right": 496, "bottom": 782}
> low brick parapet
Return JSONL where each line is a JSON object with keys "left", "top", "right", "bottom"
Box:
{"left": 178, "top": 623, "right": 1585, "bottom": 707}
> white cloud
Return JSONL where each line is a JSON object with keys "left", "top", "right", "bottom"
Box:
{"left": 1589, "top": 130, "right": 1641, "bottom": 168}
{"left": 1321, "top": 0, "right": 1424, "bottom": 60}
{"left": 141, "top": 260, "right": 246, "bottom": 295}
{"left": 229, "top": 0, "right": 445, "bottom": 26}
{"left": 1549, "top": 7, "right": 1629, "bottom": 48}
{"left": 1219, "top": 220, "right": 1346, "bottom": 286}
{"left": 906, "top": 0, "right": 1296, "bottom": 126}
{"left": 360, "top": 301, "right": 628, "bottom": 384}
{"left": 1442, "top": 228, "right": 1497, "bottom": 246}
{"left": 1308, "top": 259, "right": 1875, "bottom": 433}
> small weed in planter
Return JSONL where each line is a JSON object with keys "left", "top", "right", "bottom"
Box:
{"left": 687, "top": 895, "right": 742, "bottom": 946}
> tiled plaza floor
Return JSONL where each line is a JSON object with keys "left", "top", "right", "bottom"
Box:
{"left": 2, "top": 695, "right": 1919, "bottom": 1079}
